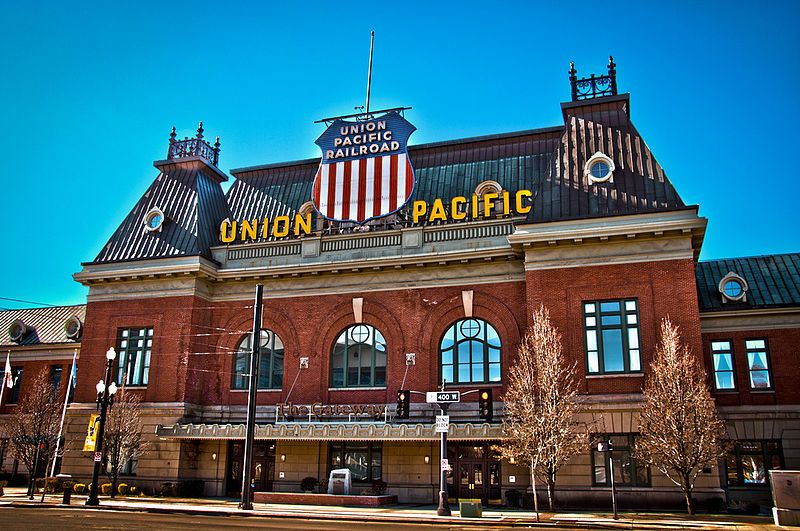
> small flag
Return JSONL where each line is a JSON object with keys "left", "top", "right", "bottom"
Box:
{"left": 4, "top": 352, "right": 11, "bottom": 389}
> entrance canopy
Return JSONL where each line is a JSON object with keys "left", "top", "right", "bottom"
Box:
{"left": 156, "top": 422, "right": 503, "bottom": 442}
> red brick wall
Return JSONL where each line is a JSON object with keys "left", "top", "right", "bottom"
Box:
{"left": 703, "top": 327, "right": 800, "bottom": 406}
{"left": 78, "top": 257, "right": 708, "bottom": 408}
{"left": 0, "top": 359, "right": 72, "bottom": 414}
{"left": 524, "top": 258, "right": 704, "bottom": 395}
{"left": 75, "top": 295, "right": 202, "bottom": 404}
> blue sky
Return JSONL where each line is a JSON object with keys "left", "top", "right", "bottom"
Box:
{"left": 0, "top": 1, "right": 798, "bottom": 308}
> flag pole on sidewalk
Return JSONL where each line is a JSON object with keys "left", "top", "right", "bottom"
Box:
{"left": 50, "top": 349, "right": 77, "bottom": 478}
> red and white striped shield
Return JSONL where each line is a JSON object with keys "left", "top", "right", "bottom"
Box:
{"left": 312, "top": 111, "right": 416, "bottom": 224}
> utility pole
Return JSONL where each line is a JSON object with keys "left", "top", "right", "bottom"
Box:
{"left": 239, "top": 284, "right": 264, "bottom": 510}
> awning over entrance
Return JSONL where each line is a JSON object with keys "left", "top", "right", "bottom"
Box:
{"left": 156, "top": 422, "right": 503, "bottom": 441}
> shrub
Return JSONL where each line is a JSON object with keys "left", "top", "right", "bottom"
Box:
{"left": 0, "top": 479, "right": 7, "bottom": 496}
{"left": 300, "top": 477, "right": 317, "bottom": 493}
{"left": 129, "top": 485, "right": 138, "bottom": 495}
{"left": 45, "top": 477, "right": 63, "bottom": 493}
{"left": 117, "top": 483, "right": 129, "bottom": 495}
{"left": 101, "top": 483, "right": 113, "bottom": 495}
{"left": 370, "top": 479, "right": 387, "bottom": 496}
{"left": 159, "top": 482, "right": 176, "bottom": 497}
{"left": 73, "top": 483, "right": 86, "bottom": 494}
{"left": 505, "top": 488, "right": 522, "bottom": 508}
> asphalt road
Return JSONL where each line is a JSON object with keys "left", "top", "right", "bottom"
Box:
{"left": 0, "top": 507, "right": 509, "bottom": 530}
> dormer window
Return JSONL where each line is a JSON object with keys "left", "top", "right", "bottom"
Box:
{"left": 475, "top": 180, "right": 503, "bottom": 218}
{"left": 585, "top": 152, "right": 615, "bottom": 183}
{"left": 719, "top": 272, "right": 748, "bottom": 303}
{"left": 143, "top": 207, "right": 165, "bottom": 232}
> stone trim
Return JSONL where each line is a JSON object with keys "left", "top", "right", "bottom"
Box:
{"left": 156, "top": 421, "right": 503, "bottom": 441}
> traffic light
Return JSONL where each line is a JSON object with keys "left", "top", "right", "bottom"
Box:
{"left": 396, "top": 390, "right": 410, "bottom": 419}
{"left": 478, "top": 389, "right": 493, "bottom": 421}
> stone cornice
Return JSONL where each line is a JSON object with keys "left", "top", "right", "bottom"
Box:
{"left": 156, "top": 421, "right": 503, "bottom": 441}
{"left": 508, "top": 209, "right": 706, "bottom": 259}
{"left": 700, "top": 307, "right": 800, "bottom": 332}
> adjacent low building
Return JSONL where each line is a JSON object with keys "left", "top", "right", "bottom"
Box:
{"left": 22, "top": 60, "right": 797, "bottom": 509}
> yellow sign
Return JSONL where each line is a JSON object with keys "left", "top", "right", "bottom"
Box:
{"left": 83, "top": 413, "right": 100, "bottom": 452}
{"left": 220, "top": 189, "right": 533, "bottom": 244}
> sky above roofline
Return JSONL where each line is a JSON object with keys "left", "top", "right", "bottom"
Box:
{"left": 0, "top": 0, "right": 798, "bottom": 308}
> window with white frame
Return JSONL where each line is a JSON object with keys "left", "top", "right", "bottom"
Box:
{"left": 584, "top": 300, "right": 641, "bottom": 374}
{"left": 745, "top": 339, "right": 772, "bottom": 390}
{"left": 711, "top": 340, "right": 736, "bottom": 390}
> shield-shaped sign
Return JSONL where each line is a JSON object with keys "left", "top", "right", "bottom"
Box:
{"left": 312, "top": 111, "right": 416, "bottom": 224}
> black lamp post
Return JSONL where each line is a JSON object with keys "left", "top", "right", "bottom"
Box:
{"left": 85, "top": 347, "right": 118, "bottom": 506}
{"left": 597, "top": 438, "right": 618, "bottom": 520}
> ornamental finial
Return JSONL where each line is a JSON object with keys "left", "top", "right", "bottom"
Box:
{"left": 196, "top": 121, "right": 204, "bottom": 139}
{"left": 569, "top": 61, "right": 577, "bottom": 79}
{"left": 169, "top": 126, "right": 177, "bottom": 142}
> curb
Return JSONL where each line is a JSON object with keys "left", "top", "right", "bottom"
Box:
{"left": 3, "top": 500, "right": 555, "bottom": 527}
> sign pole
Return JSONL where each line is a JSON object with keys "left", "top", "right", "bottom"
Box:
{"left": 239, "top": 284, "right": 263, "bottom": 510}
{"left": 437, "top": 381, "right": 451, "bottom": 516}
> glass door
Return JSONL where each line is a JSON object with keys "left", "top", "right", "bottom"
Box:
{"left": 458, "top": 462, "right": 485, "bottom": 502}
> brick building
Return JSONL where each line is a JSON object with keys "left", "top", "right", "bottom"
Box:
{"left": 46, "top": 61, "right": 800, "bottom": 508}
{"left": 0, "top": 305, "right": 84, "bottom": 482}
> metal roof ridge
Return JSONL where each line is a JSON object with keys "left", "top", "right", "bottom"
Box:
{"left": 698, "top": 251, "right": 800, "bottom": 264}
{"left": 0, "top": 303, "right": 86, "bottom": 313}
{"left": 229, "top": 125, "right": 565, "bottom": 176}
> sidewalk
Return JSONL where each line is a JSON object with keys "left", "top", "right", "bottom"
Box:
{"left": 0, "top": 487, "right": 777, "bottom": 529}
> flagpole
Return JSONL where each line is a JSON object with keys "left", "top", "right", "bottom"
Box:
{"left": 0, "top": 350, "right": 10, "bottom": 408}
{"left": 365, "top": 30, "right": 374, "bottom": 115}
{"left": 50, "top": 349, "right": 77, "bottom": 478}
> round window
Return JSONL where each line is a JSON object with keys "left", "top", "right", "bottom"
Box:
{"left": 723, "top": 279, "right": 744, "bottom": 299}
{"left": 590, "top": 161, "right": 611, "bottom": 180}
{"left": 349, "top": 324, "right": 370, "bottom": 343}
{"left": 459, "top": 319, "right": 481, "bottom": 338}
{"left": 143, "top": 207, "right": 165, "bottom": 232}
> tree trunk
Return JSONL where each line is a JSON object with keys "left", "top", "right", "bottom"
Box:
{"left": 683, "top": 476, "right": 694, "bottom": 515}
{"left": 111, "top": 476, "right": 117, "bottom": 499}
{"left": 530, "top": 460, "right": 540, "bottom": 522}
{"left": 546, "top": 474, "right": 555, "bottom": 511}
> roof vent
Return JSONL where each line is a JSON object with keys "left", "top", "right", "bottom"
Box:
{"left": 8, "top": 319, "right": 28, "bottom": 343}
{"left": 65, "top": 315, "right": 83, "bottom": 340}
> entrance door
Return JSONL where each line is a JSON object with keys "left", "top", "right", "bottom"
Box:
{"left": 458, "top": 461, "right": 485, "bottom": 501}
{"left": 226, "top": 441, "right": 276, "bottom": 496}
{"left": 446, "top": 443, "right": 502, "bottom": 505}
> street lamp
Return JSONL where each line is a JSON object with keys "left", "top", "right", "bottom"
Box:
{"left": 85, "top": 347, "right": 118, "bottom": 506}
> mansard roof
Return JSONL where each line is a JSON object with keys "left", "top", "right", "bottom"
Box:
{"left": 228, "top": 93, "right": 687, "bottom": 232}
{"left": 89, "top": 91, "right": 689, "bottom": 264}
{"left": 0, "top": 304, "right": 86, "bottom": 347}
{"left": 91, "top": 158, "right": 230, "bottom": 264}
{"left": 696, "top": 253, "right": 800, "bottom": 312}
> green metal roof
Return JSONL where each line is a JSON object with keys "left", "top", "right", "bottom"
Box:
{"left": 696, "top": 253, "right": 800, "bottom": 312}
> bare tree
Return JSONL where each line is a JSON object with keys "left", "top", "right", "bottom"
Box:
{"left": 102, "top": 387, "right": 148, "bottom": 498}
{"left": 6, "top": 369, "right": 62, "bottom": 497}
{"left": 499, "top": 305, "right": 589, "bottom": 516}
{"left": 636, "top": 317, "right": 727, "bottom": 515}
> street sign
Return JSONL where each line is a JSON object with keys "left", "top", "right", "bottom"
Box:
{"left": 441, "top": 458, "right": 449, "bottom": 472}
{"left": 426, "top": 391, "right": 461, "bottom": 404}
{"left": 435, "top": 415, "right": 450, "bottom": 433}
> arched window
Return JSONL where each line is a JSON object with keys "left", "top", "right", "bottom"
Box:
{"left": 331, "top": 324, "right": 386, "bottom": 388}
{"left": 231, "top": 329, "right": 284, "bottom": 390}
{"left": 440, "top": 318, "right": 501, "bottom": 384}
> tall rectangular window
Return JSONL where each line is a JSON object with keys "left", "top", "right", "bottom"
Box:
{"left": 8, "top": 367, "right": 23, "bottom": 404}
{"left": 50, "top": 365, "right": 63, "bottom": 395}
{"left": 711, "top": 341, "right": 736, "bottom": 390}
{"left": 591, "top": 434, "right": 650, "bottom": 487}
{"left": 584, "top": 300, "right": 640, "bottom": 374}
{"left": 116, "top": 328, "right": 153, "bottom": 386}
{"left": 745, "top": 339, "right": 772, "bottom": 390}
{"left": 725, "top": 440, "right": 783, "bottom": 486}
